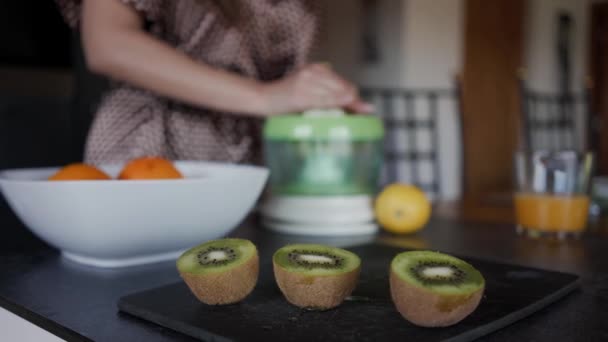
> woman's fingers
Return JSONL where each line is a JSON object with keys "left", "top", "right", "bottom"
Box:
{"left": 344, "top": 99, "right": 375, "bottom": 114}
{"left": 310, "top": 65, "right": 356, "bottom": 97}
{"left": 303, "top": 67, "right": 358, "bottom": 107}
{"left": 309, "top": 85, "right": 353, "bottom": 107}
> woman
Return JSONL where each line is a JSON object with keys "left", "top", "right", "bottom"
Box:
{"left": 56, "top": 0, "right": 370, "bottom": 164}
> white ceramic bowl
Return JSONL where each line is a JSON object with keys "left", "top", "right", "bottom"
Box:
{"left": 0, "top": 161, "right": 268, "bottom": 268}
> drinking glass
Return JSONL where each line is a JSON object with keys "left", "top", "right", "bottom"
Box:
{"left": 514, "top": 150, "right": 594, "bottom": 239}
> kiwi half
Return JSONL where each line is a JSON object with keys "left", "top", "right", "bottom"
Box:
{"left": 176, "top": 238, "right": 259, "bottom": 305}
{"left": 389, "top": 250, "right": 485, "bottom": 327}
{"left": 273, "top": 244, "right": 361, "bottom": 310}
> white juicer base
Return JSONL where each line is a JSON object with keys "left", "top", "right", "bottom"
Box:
{"left": 260, "top": 195, "right": 375, "bottom": 223}
{"left": 262, "top": 218, "right": 378, "bottom": 236}
{"left": 260, "top": 195, "right": 378, "bottom": 236}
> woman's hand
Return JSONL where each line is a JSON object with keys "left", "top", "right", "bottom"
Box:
{"left": 259, "top": 63, "right": 373, "bottom": 116}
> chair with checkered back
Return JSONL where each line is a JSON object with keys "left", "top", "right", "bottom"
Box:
{"left": 519, "top": 77, "right": 592, "bottom": 152}
{"left": 360, "top": 87, "right": 462, "bottom": 201}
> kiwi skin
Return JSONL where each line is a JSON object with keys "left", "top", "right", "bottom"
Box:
{"left": 389, "top": 258, "right": 484, "bottom": 327}
{"left": 178, "top": 246, "right": 259, "bottom": 305}
{"left": 273, "top": 262, "right": 360, "bottom": 310}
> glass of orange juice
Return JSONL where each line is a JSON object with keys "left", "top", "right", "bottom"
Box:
{"left": 514, "top": 150, "right": 594, "bottom": 239}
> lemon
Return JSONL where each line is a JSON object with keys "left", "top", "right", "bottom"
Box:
{"left": 374, "top": 183, "right": 431, "bottom": 234}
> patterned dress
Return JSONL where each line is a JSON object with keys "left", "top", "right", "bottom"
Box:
{"left": 56, "top": 0, "right": 319, "bottom": 164}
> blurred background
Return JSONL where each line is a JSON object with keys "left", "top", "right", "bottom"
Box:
{"left": 1, "top": 0, "right": 607, "bottom": 221}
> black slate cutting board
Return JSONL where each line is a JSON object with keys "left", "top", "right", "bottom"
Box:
{"left": 118, "top": 244, "right": 579, "bottom": 342}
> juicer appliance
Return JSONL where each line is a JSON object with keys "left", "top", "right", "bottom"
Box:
{"left": 260, "top": 110, "right": 385, "bottom": 235}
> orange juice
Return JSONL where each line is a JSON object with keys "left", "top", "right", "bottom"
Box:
{"left": 514, "top": 193, "right": 590, "bottom": 232}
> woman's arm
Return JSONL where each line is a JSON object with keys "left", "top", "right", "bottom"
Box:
{"left": 81, "top": 0, "right": 369, "bottom": 116}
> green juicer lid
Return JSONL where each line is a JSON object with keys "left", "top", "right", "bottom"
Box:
{"left": 264, "top": 111, "right": 384, "bottom": 141}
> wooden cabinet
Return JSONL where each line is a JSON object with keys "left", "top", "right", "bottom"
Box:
{"left": 460, "top": 0, "right": 526, "bottom": 222}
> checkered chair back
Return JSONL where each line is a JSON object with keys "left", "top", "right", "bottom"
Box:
{"left": 361, "top": 88, "right": 461, "bottom": 201}
{"left": 520, "top": 82, "right": 591, "bottom": 152}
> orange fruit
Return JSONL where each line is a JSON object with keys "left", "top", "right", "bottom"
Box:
{"left": 48, "top": 163, "right": 111, "bottom": 181}
{"left": 118, "top": 157, "right": 183, "bottom": 180}
{"left": 374, "top": 183, "right": 431, "bottom": 234}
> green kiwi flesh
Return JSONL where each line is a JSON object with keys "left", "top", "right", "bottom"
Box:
{"left": 177, "top": 238, "right": 259, "bottom": 305}
{"left": 273, "top": 244, "right": 361, "bottom": 310}
{"left": 390, "top": 250, "right": 485, "bottom": 327}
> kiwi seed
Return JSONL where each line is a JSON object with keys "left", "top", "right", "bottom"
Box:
{"left": 408, "top": 261, "right": 467, "bottom": 286}
{"left": 287, "top": 250, "right": 345, "bottom": 269}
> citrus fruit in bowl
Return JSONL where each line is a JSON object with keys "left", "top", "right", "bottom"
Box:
{"left": 48, "top": 163, "right": 111, "bottom": 181}
{"left": 118, "top": 157, "right": 183, "bottom": 180}
{"left": 374, "top": 183, "right": 431, "bottom": 234}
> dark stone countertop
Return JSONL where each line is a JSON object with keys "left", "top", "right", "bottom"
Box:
{"left": 1, "top": 200, "right": 608, "bottom": 342}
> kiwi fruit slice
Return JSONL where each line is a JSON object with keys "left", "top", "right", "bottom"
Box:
{"left": 273, "top": 244, "right": 361, "bottom": 310}
{"left": 389, "top": 250, "right": 485, "bottom": 327}
{"left": 176, "top": 238, "right": 259, "bottom": 305}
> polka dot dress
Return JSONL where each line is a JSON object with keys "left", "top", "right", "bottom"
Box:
{"left": 55, "top": 0, "right": 320, "bottom": 165}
